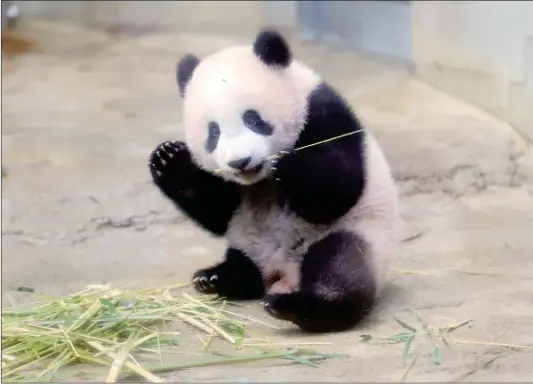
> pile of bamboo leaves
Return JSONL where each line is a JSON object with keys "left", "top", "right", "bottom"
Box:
{"left": 2, "top": 283, "right": 344, "bottom": 382}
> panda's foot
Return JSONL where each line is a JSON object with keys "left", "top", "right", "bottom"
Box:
{"left": 261, "top": 293, "right": 301, "bottom": 323}
{"left": 149, "top": 140, "right": 193, "bottom": 183}
{"left": 192, "top": 266, "right": 264, "bottom": 300}
{"left": 191, "top": 249, "right": 265, "bottom": 300}
{"left": 262, "top": 291, "right": 368, "bottom": 333}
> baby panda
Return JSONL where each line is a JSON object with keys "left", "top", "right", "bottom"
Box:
{"left": 149, "top": 29, "right": 398, "bottom": 333}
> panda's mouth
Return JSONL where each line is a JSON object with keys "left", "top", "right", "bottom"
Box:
{"left": 238, "top": 163, "right": 263, "bottom": 177}
{"left": 230, "top": 162, "right": 265, "bottom": 182}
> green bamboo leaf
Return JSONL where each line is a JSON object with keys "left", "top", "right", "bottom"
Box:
{"left": 284, "top": 355, "right": 316, "bottom": 366}
{"left": 393, "top": 316, "right": 417, "bottom": 333}
{"left": 388, "top": 332, "right": 415, "bottom": 342}
{"left": 402, "top": 334, "right": 415, "bottom": 362}
{"left": 98, "top": 298, "right": 117, "bottom": 314}
{"left": 433, "top": 346, "right": 441, "bottom": 364}
{"left": 140, "top": 339, "right": 178, "bottom": 348}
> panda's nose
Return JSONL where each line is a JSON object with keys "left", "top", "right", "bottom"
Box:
{"left": 227, "top": 156, "right": 252, "bottom": 170}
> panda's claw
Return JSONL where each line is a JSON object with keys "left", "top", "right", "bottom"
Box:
{"left": 262, "top": 301, "right": 281, "bottom": 318}
{"left": 268, "top": 149, "right": 295, "bottom": 180}
{"left": 157, "top": 153, "right": 167, "bottom": 166}
{"left": 163, "top": 142, "right": 178, "bottom": 155}
{"left": 192, "top": 269, "right": 219, "bottom": 294}
{"left": 163, "top": 143, "right": 175, "bottom": 158}
{"left": 150, "top": 163, "right": 163, "bottom": 177}
{"left": 149, "top": 140, "right": 192, "bottom": 181}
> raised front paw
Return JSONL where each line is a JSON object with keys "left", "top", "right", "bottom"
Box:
{"left": 149, "top": 140, "right": 192, "bottom": 182}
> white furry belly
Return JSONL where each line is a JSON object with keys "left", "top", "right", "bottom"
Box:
{"left": 227, "top": 200, "right": 327, "bottom": 292}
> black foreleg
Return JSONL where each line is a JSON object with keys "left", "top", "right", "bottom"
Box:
{"left": 149, "top": 141, "right": 242, "bottom": 236}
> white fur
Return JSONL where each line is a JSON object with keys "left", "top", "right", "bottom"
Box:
{"left": 182, "top": 43, "right": 398, "bottom": 297}
{"left": 338, "top": 133, "right": 399, "bottom": 296}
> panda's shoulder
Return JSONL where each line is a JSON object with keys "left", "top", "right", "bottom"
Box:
{"left": 295, "top": 81, "right": 366, "bottom": 155}
{"left": 305, "top": 82, "right": 357, "bottom": 118}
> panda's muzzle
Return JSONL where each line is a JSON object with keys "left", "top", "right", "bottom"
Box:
{"left": 227, "top": 156, "right": 252, "bottom": 170}
{"left": 227, "top": 156, "right": 263, "bottom": 175}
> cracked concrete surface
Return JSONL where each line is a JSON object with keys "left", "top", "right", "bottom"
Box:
{"left": 2, "top": 21, "right": 533, "bottom": 382}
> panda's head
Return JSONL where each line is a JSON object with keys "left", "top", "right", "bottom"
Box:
{"left": 176, "top": 29, "right": 321, "bottom": 185}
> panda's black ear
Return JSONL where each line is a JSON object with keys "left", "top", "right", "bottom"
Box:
{"left": 253, "top": 29, "right": 291, "bottom": 68}
{"left": 176, "top": 54, "right": 200, "bottom": 97}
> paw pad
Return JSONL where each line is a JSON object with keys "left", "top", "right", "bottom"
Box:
{"left": 149, "top": 140, "right": 188, "bottom": 179}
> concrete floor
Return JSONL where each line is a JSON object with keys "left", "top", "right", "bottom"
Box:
{"left": 2, "top": 21, "right": 533, "bottom": 382}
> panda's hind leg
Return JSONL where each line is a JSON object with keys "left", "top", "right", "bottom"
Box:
{"left": 262, "top": 231, "right": 377, "bottom": 333}
{"left": 193, "top": 247, "right": 265, "bottom": 300}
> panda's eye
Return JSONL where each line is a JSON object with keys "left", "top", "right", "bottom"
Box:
{"left": 208, "top": 122, "right": 220, "bottom": 137}
{"left": 243, "top": 110, "right": 260, "bottom": 126}
{"left": 242, "top": 109, "right": 274, "bottom": 136}
{"left": 206, "top": 121, "right": 221, "bottom": 153}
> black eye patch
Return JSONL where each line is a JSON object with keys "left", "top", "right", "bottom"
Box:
{"left": 205, "top": 121, "right": 220, "bottom": 153}
{"left": 242, "top": 109, "right": 274, "bottom": 136}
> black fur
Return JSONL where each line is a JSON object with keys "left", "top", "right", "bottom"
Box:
{"left": 273, "top": 82, "right": 367, "bottom": 224}
{"left": 253, "top": 29, "right": 291, "bottom": 68}
{"left": 206, "top": 121, "right": 221, "bottom": 153}
{"left": 149, "top": 140, "right": 241, "bottom": 236}
{"left": 263, "top": 231, "right": 376, "bottom": 333}
{"left": 242, "top": 109, "right": 274, "bottom": 136}
{"left": 192, "top": 247, "right": 265, "bottom": 300}
{"left": 177, "top": 54, "right": 200, "bottom": 97}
